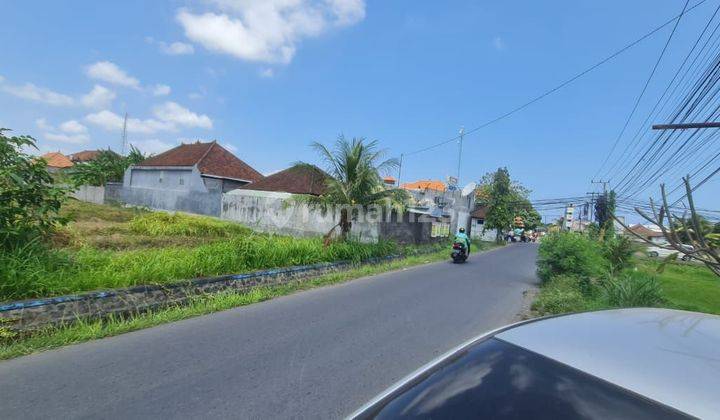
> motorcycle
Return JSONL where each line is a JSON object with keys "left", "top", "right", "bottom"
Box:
{"left": 451, "top": 241, "right": 468, "bottom": 263}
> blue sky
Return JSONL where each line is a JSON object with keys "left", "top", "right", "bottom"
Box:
{"left": 2, "top": 0, "right": 718, "bottom": 221}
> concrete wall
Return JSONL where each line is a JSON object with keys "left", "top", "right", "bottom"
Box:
{"left": 71, "top": 185, "right": 105, "bottom": 205}
{"left": 125, "top": 165, "right": 206, "bottom": 192}
{"left": 119, "top": 186, "right": 222, "bottom": 216}
{"left": 221, "top": 189, "right": 339, "bottom": 237}
{"left": 221, "top": 190, "right": 435, "bottom": 244}
{"left": 104, "top": 182, "right": 123, "bottom": 204}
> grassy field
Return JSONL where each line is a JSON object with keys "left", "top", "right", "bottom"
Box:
{"left": 639, "top": 260, "right": 720, "bottom": 315}
{"left": 0, "top": 200, "right": 408, "bottom": 301}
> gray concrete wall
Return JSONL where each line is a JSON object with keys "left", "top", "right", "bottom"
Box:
{"left": 71, "top": 185, "right": 105, "bottom": 205}
{"left": 120, "top": 186, "right": 222, "bottom": 217}
{"left": 221, "top": 190, "right": 339, "bottom": 237}
{"left": 221, "top": 190, "right": 436, "bottom": 244}
{"left": 125, "top": 165, "right": 207, "bottom": 192}
{"left": 104, "top": 182, "right": 123, "bottom": 204}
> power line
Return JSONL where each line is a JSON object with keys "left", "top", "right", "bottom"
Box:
{"left": 593, "top": 0, "right": 691, "bottom": 179}
{"left": 401, "top": 0, "right": 709, "bottom": 158}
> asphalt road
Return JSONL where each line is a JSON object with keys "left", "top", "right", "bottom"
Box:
{"left": 0, "top": 243, "right": 539, "bottom": 419}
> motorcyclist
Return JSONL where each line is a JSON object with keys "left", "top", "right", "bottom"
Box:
{"left": 454, "top": 227, "right": 471, "bottom": 255}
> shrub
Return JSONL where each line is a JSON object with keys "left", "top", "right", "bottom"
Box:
{"left": 0, "top": 130, "right": 67, "bottom": 248}
{"left": 129, "top": 212, "right": 251, "bottom": 237}
{"left": 537, "top": 232, "right": 608, "bottom": 281}
{"left": 532, "top": 275, "right": 589, "bottom": 315}
{"left": 603, "top": 235, "right": 634, "bottom": 273}
{"left": 602, "top": 272, "right": 663, "bottom": 308}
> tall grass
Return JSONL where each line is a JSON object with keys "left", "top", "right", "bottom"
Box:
{"left": 0, "top": 235, "right": 398, "bottom": 301}
{"left": 129, "top": 212, "right": 251, "bottom": 237}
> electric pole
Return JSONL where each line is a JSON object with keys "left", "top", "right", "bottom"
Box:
{"left": 591, "top": 179, "right": 609, "bottom": 194}
{"left": 457, "top": 126, "right": 464, "bottom": 182}
{"left": 397, "top": 153, "right": 404, "bottom": 187}
{"left": 121, "top": 112, "right": 128, "bottom": 155}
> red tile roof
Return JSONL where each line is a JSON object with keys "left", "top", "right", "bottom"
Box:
{"left": 68, "top": 150, "right": 101, "bottom": 162}
{"left": 241, "top": 164, "right": 329, "bottom": 195}
{"left": 136, "top": 141, "right": 263, "bottom": 182}
{"left": 628, "top": 224, "right": 665, "bottom": 238}
{"left": 401, "top": 180, "right": 446, "bottom": 192}
{"left": 471, "top": 206, "right": 487, "bottom": 219}
{"left": 40, "top": 152, "right": 73, "bottom": 168}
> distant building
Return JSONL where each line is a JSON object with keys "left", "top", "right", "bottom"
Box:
{"left": 240, "top": 164, "right": 329, "bottom": 196}
{"left": 627, "top": 224, "right": 667, "bottom": 245}
{"left": 401, "top": 179, "right": 446, "bottom": 192}
{"left": 469, "top": 206, "right": 494, "bottom": 241}
{"left": 68, "top": 149, "right": 118, "bottom": 163}
{"left": 382, "top": 176, "right": 397, "bottom": 188}
{"left": 125, "top": 141, "right": 263, "bottom": 193}
{"left": 40, "top": 152, "right": 73, "bottom": 173}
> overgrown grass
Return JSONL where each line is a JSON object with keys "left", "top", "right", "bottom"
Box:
{"left": 639, "top": 260, "right": 720, "bottom": 315}
{"left": 1, "top": 200, "right": 428, "bottom": 301}
{"left": 533, "top": 231, "right": 715, "bottom": 317}
{"left": 0, "top": 248, "right": 451, "bottom": 360}
{"left": 129, "top": 212, "right": 251, "bottom": 237}
{"left": 0, "top": 236, "right": 400, "bottom": 301}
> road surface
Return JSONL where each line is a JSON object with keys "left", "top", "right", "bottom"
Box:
{"left": 0, "top": 243, "right": 539, "bottom": 419}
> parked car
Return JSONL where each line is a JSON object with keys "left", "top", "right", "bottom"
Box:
{"left": 350, "top": 309, "right": 720, "bottom": 419}
{"left": 647, "top": 244, "right": 694, "bottom": 261}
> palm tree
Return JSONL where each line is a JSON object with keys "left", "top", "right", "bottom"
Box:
{"left": 308, "top": 135, "right": 407, "bottom": 240}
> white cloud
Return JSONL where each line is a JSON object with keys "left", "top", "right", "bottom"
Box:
{"left": 492, "top": 36, "right": 506, "bottom": 51}
{"left": 86, "top": 110, "right": 174, "bottom": 134}
{"left": 36, "top": 118, "right": 90, "bottom": 144}
{"left": 129, "top": 139, "right": 177, "bottom": 155}
{"left": 146, "top": 37, "right": 195, "bottom": 55}
{"left": 260, "top": 68, "right": 274, "bottom": 78}
{"left": 176, "top": 0, "right": 366, "bottom": 64}
{"left": 59, "top": 120, "right": 87, "bottom": 134}
{"left": 45, "top": 132, "right": 90, "bottom": 144}
{"left": 81, "top": 84, "right": 116, "bottom": 109}
{"left": 189, "top": 92, "right": 204, "bottom": 100}
{"left": 1, "top": 82, "right": 74, "bottom": 106}
{"left": 162, "top": 41, "right": 195, "bottom": 55}
{"left": 86, "top": 61, "right": 140, "bottom": 88}
{"left": 152, "top": 101, "right": 213, "bottom": 129}
{"left": 152, "top": 84, "right": 172, "bottom": 96}
{"left": 36, "top": 118, "right": 53, "bottom": 131}
{"left": 86, "top": 102, "right": 211, "bottom": 134}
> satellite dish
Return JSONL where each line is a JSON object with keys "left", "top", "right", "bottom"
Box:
{"left": 461, "top": 182, "right": 477, "bottom": 197}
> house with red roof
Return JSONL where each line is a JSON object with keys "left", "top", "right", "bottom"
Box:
{"left": 125, "top": 141, "right": 263, "bottom": 193}
{"left": 40, "top": 152, "right": 74, "bottom": 173}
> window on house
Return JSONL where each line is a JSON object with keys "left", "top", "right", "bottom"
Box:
{"left": 179, "top": 178, "right": 184, "bottom": 185}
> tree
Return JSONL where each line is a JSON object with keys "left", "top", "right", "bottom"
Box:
{"left": 482, "top": 168, "right": 514, "bottom": 243}
{"left": 69, "top": 146, "right": 146, "bottom": 187}
{"left": 594, "top": 190, "right": 617, "bottom": 237}
{"left": 307, "top": 135, "right": 407, "bottom": 240}
{"left": 0, "top": 129, "right": 67, "bottom": 248}
{"left": 615, "top": 177, "right": 720, "bottom": 277}
{"left": 478, "top": 167, "right": 538, "bottom": 243}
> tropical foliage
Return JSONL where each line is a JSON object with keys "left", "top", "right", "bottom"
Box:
{"left": 306, "top": 136, "right": 407, "bottom": 239}
{"left": 0, "top": 129, "right": 67, "bottom": 249}
{"left": 477, "top": 167, "right": 540, "bottom": 241}
{"left": 69, "top": 146, "right": 146, "bottom": 187}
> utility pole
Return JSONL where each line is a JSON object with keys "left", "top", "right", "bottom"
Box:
{"left": 121, "top": 112, "right": 128, "bottom": 155}
{"left": 591, "top": 179, "right": 608, "bottom": 194}
{"left": 397, "top": 153, "right": 404, "bottom": 187}
{"left": 457, "top": 126, "right": 464, "bottom": 182}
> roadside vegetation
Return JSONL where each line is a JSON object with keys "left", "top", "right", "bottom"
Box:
{"left": 0, "top": 242, "right": 504, "bottom": 360}
{"left": 1, "top": 200, "right": 405, "bottom": 301}
{"left": 533, "top": 230, "right": 720, "bottom": 316}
